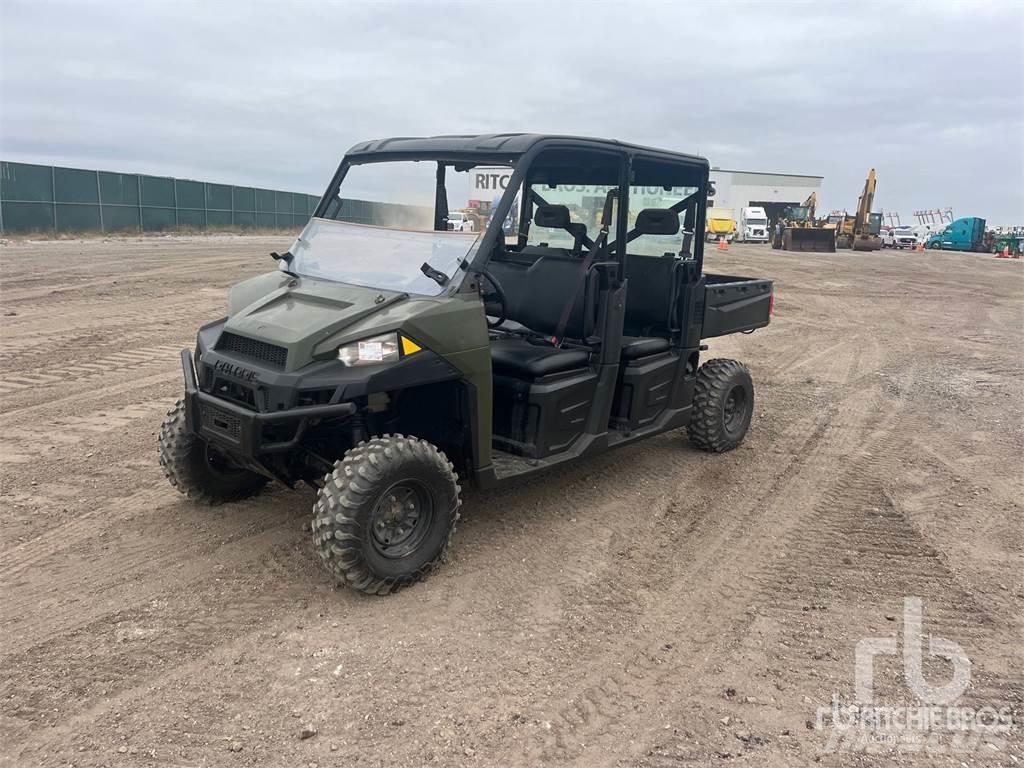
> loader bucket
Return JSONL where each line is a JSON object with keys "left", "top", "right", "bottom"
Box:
{"left": 852, "top": 235, "right": 881, "bottom": 252}
{"left": 785, "top": 227, "right": 836, "bottom": 253}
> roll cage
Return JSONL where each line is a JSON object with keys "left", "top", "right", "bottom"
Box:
{"left": 313, "top": 134, "right": 711, "bottom": 294}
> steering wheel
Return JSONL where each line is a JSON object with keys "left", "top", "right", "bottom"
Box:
{"left": 479, "top": 269, "right": 508, "bottom": 329}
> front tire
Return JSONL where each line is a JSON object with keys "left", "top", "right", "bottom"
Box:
{"left": 312, "top": 435, "right": 461, "bottom": 595}
{"left": 158, "top": 399, "right": 268, "bottom": 504}
{"left": 688, "top": 359, "right": 755, "bottom": 453}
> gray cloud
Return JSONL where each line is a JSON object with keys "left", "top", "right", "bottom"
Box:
{"left": 1, "top": 0, "right": 1021, "bottom": 223}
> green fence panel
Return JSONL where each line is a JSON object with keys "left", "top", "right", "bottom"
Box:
{"left": 56, "top": 203, "right": 102, "bottom": 231}
{"left": 54, "top": 167, "right": 99, "bottom": 204}
{"left": 1, "top": 201, "right": 54, "bottom": 232}
{"left": 177, "top": 209, "right": 206, "bottom": 228}
{"left": 207, "top": 183, "right": 232, "bottom": 212}
{"left": 175, "top": 179, "right": 204, "bottom": 210}
{"left": 142, "top": 207, "right": 176, "bottom": 231}
{"left": 207, "top": 210, "right": 233, "bottom": 228}
{"left": 102, "top": 205, "right": 141, "bottom": 231}
{"left": 1, "top": 161, "right": 320, "bottom": 234}
{"left": 140, "top": 176, "right": 175, "bottom": 208}
{"left": 255, "top": 189, "right": 275, "bottom": 214}
{"left": 232, "top": 186, "right": 255, "bottom": 214}
{"left": 98, "top": 171, "right": 139, "bottom": 205}
{"left": 1, "top": 162, "right": 53, "bottom": 203}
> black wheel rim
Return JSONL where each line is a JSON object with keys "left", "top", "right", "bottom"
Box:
{"left": 204, "top": 442, "right": 247, "bottom": 479}
{"left": 370, "top": 481, "right": 434, "bottom": 559}
{"left": 723, "top": 385, "right": 749, "bottom": 434}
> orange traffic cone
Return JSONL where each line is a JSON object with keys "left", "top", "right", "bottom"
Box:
{"left": 996, "top": 246, "right": 1009, "bottom": 259}
{"left": 916, "top": 241, "right": 924, "bottom": 253}
{"left": 718, "top": 236, "right": 728, "bottom": 251}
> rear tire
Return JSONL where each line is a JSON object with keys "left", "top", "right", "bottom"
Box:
{"left": 158, "top": 399, "right": 268, "bottom": 504}
{"left": 688, "top": 359, "right": 755, "bottom": 453}
{"left": 312, "top": 435, "right": 461, "bottom": 595}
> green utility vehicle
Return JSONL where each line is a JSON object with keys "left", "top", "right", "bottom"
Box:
{"left": 160, "top": 134, "right": 774, "bottom": 594}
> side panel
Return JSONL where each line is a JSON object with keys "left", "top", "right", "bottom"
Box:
{"left": 701, "top": 276, "right": 773, "bottom": 338}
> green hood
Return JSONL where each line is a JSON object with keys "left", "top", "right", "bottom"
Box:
{"left": 225, "top": 271, "right": 407, "bottom": 372}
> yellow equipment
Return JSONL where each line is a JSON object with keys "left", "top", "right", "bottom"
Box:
{"left": 836, "top": 170, "right": 882, "bottom": 251}
{"left": 771, "top": 192, "right": 836, "bottom": 252}
{"left": 705, "top": 207, "right": 737, "bottom": 243}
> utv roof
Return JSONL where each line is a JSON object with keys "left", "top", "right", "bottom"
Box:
{"left": 345, "top": 133, "right": 709, "bottom": 166}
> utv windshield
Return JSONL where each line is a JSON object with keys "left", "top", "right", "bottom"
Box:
{"left": 288, "top": 160, "right": 510, "bottom": 296}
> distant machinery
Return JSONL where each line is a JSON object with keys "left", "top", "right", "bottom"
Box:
{"left": 914, "top": 208, "right": 954, "bottom": 226}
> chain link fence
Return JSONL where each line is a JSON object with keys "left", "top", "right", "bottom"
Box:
{"left": 0, "top": 161, "right": 322, "bottom": 235}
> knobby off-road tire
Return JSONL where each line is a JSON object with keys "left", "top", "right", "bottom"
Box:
{"left": 313, "top": 434, "right": 461, "bottom": 595}
{"left": 158, "top": 399, "right": 268, "bottom": 504}
{"left": 688, "top": 358, "right": 755, "bottom": 453}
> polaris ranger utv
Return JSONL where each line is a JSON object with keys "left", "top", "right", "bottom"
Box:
{"left": 159, "top": 134, "right": 773, "bottom": 595}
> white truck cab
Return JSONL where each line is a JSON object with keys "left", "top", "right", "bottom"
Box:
{"left": 738, "top": 206, "right": 769, "bottom": 243}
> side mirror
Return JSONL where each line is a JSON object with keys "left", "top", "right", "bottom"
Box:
{"left": 707, "top": 181, "right": 716, "bottom": 198}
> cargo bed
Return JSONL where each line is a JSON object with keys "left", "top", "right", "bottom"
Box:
{"left": 702, "top": 274, "right": 773, "bottom": 338}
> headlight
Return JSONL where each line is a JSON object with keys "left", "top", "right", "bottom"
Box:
{"left": 337, "top": 332, "right": 400, "bottom": 366}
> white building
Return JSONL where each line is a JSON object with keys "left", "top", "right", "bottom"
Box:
{"left": 709, "top": 168, "right": 823, "bottom": 224}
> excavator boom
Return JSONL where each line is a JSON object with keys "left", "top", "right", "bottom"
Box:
{"left": 854, "top": 170, "right": 876, "bottom": 234}
{"left": 835, "top": 169, "right": 881, "bottom": 251}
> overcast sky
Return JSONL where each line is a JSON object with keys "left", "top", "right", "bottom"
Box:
{"left": 1, "top": 1, "right": 1022, "bottom": 224}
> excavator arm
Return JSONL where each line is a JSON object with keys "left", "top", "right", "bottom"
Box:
{"left": 853, "top": 170, "right": 876, "bottom": 235}
{"left": 850, "top": 169, "right": 880, "bottom": 251}
{"left": 802, "top": 192, "right": 817, "bottom": 222}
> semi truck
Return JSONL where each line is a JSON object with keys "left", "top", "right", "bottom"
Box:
{"left": 705, "top": 207, "right": 737, "bottom": 243}
{"left": 926, "top": 217, "right": 987, "bottom": 252}
{"left": 737, "top": 206, "right": 769, "bottom": 243}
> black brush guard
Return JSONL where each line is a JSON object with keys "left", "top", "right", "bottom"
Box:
{"left": 180, "top": 349, "right": 355, "bottom": 457}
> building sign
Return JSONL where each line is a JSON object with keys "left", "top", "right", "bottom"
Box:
{"left": 470, "top": 167, "right": 513, "bottom": 203}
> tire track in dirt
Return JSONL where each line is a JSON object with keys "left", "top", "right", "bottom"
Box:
{"left": 0, "top": 487, "right": 304, "bottom": 654}
{"left": 520, "top": 372, "right": 889, "bottom": 764}
{"left": 631, "top": 424, "right": 1022, "bottom": 765}
{"left": 0, "top": 399, "right": 170, "bottom": 466}
{"left": 0, "top": 368, "right": 179, "bottom": 424}
{"left": 520, "top": 322, "right": 913, "bottom": 764}
{"left": 0, "top": 345, "right": 181, "bottom": 394}
{"left": 0, "top": 299, "right": 215, "bottom": 364}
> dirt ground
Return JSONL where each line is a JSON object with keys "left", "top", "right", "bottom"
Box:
{"left": 1, "top": 235, "right": 1021, "bottom": 767}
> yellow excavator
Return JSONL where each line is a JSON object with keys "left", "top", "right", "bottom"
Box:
{"left": 835, "top": 169, "right": 883, "bottom": 251}
{"left": 771, "top": 192, "right": 836, "bottom": 252}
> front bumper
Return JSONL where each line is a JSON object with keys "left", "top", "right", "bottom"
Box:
{"left": 180, "top": 350, "right": 356, "bottom": 457}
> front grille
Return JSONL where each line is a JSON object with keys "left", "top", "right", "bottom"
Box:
{"left": 218, "top": 332, "right": 287, "bottom": 369}
{"left": 200, "top": 403, "right": 242, "bottom": 439}
{"left": 212, "top": 377, "right": 258, "bottom": 409}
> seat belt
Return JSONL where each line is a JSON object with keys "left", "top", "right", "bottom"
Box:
{"left": 551, "top": 190, "right": 615, "bottom": 347}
